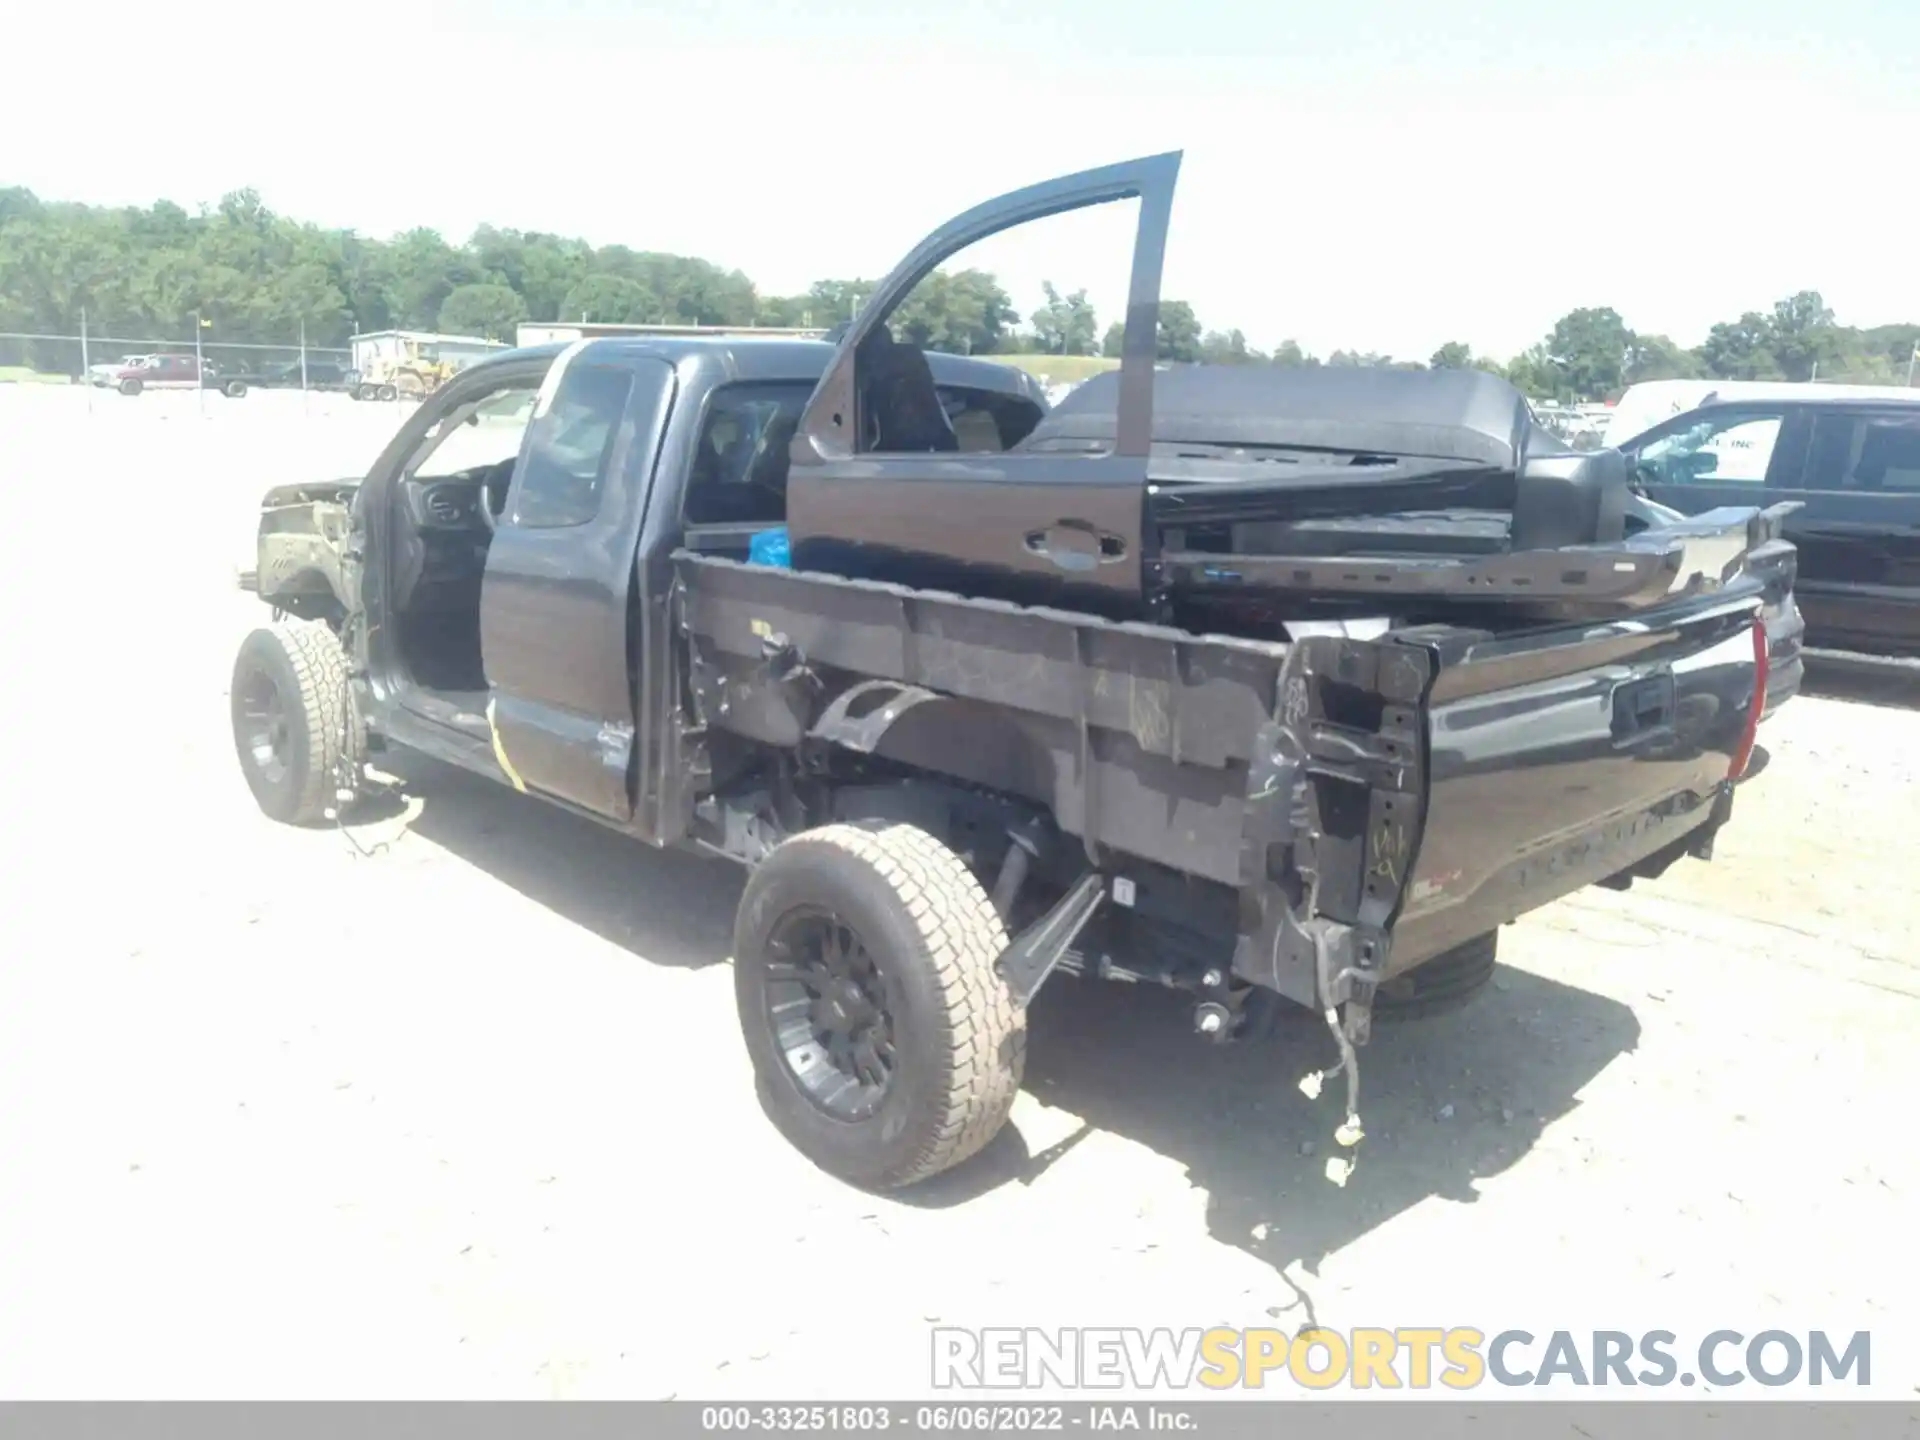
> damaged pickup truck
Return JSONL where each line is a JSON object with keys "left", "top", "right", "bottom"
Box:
{"left": 231, "top": 152, "right": 1782, "bottom": 1191}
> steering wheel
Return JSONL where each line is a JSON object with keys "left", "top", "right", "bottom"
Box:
{"left": 477, "top": 458, "right": 516, "bottom": 531}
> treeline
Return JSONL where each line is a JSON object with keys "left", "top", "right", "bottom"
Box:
{"left": 2, "top": 185, "right": 1914, "bottom": 399}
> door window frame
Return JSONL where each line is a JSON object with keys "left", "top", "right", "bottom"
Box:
{"left": 790, "top": 151, "right": 1182, "bottom": 469}
{"left": 1626, "top": 404, "right": 1807, "bottom": 490}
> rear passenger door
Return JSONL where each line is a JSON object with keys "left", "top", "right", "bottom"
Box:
{"left": 1774, "top": 407, "right": 1920, "bottom": 649}
{"left": 478, "top": 344, "right": 677, "bottom": 822}
{"left": 785, "top": 152, "right": 1182, "bottom": 616}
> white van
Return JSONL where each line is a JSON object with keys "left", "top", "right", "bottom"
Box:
{"left": 1605, "top": 379, "right": 1920, "bottom": 449}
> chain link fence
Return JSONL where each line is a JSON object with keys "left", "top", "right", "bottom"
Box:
{"left": 0, "top": 332, "right": 353, "bottom": 387}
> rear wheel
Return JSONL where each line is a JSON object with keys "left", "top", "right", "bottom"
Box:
{"left": 224, "top": 380, "right": 248, "bottom": 398}
{"left": 377, "top": 383, "right": 398, "bottom": 402}
{"left": 229, "top": 621, "right": 358, "bottom": 825}
{"left": 733, "top": 822, "right": 1025, "bottom": 1190}
{"left": 353, "top": 382, "right": 375, "bottom": 401}
{"left": 1373, "top": 931, "right": 1500, "bottom": 1021}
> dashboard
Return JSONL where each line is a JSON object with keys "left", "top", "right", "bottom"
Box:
{"left": 392, "top": 463, "right": 512, "bottom": 610}
{"left": 402, "top": 461, "right": 510, "bottom": 533}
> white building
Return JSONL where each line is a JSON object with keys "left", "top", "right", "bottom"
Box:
{"left": 349, "top": 330, "right": 510, "bottom": 375}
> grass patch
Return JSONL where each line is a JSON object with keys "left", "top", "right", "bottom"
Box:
{"left": 0, "top": 366, "right": 71, "bottom": 384}
{"left": 979, "top": 354, "right": 1119, "bottom": 386}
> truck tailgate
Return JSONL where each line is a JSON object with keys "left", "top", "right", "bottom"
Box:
{"left": 1375, "top": 590, "right": 1764, "bottom": 971}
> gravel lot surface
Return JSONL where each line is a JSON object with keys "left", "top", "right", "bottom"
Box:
{"left": 2, "top": 385, "right": 1916, "bottom": 1400}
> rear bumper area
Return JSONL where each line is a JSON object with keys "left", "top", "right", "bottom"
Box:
{"left": 1761, "top": 594, "right": 1805, "bottom": 720}
{"left": 1233, "top": 591, "right": 1765, "bottom": 1009}
{"left": 1764, "top": 644, "right": 1803, "bottom": 720}
{"left": 1387, "top": 783, "right": 1729, "bottom": 969}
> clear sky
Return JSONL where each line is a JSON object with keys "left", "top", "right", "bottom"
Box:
{"left": 8, "top": 0, "right": 1915, "bottom": 360}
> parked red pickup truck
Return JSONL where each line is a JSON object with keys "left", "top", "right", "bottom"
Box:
{"left": 85, "top": 352, "right": 208, "bottom": 395}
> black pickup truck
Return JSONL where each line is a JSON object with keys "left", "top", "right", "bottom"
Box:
{"left": 1616, "top": 391, "right": 1920, "bottom": 659}
{"left": 231, "top": 152, "right": 1781, "bottom": 1192}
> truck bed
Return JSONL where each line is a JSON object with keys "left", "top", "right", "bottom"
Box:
{"left": 671, "top": 545, "right": 1768, "bottom": 1007}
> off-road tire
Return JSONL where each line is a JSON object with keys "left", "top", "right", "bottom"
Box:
{"left": 118, "top": 377, "right": 142, "bottom": 396}
{"left": 1372, "top": 931, "right": 1499, "bottom": 1022}
{"left": 353, "top": 383, "right": 376, "bottom": 401}
{"left": 229, "top": 621, "right": 355, "bottom": 826}
{"left": 377, "top": 383, "right": 398, "bottom": 402}
{"left": 734, "top": 822, "right": 1025, "bottom": 1191}
{"left": 224, "top": 380, "right": 248, "bottom": 398}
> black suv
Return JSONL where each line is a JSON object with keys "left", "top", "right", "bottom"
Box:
{"left": 1619, "top": 393, "right": 1920, "bottom": 658}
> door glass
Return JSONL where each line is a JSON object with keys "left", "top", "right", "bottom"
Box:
{"left": 1806, "top": 414, "right": 1920, "bottom": 492}
{"left": 510, "top": 362, "right": 637, "bottom": 528}
{"left": 413, "top": 388, "right": 538, "bottom": 480}
{"left": 1634, "top": 411, "right": 1783, "bottom": 485}
{"left": 849, "top": 198, "right": 1139, "bottom": 456}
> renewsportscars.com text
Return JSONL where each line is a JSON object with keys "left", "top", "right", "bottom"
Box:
{"left": 931, "top": 1327, "right": 1872, "bottom": 1391}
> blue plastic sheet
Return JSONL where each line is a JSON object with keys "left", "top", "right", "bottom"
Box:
{"left": 748, "top": 526, "right": 791, "bottom": 568}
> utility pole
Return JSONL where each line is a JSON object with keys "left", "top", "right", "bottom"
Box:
{"left": 1908, "top": 341, "right": 1917, "bottom": 387}
{"left": 81, "top": 306, "right": 92, "bottom": 414}
{"left": 194, "top": 311, "right": 208, "bottom": 415}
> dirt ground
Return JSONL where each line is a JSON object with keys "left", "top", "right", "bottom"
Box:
{"left": 1, "top": 386, "right": 1916, "bottom": 1400}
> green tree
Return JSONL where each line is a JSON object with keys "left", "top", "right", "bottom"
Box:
{"left": 1625, "top": 333, "right": 1705, "bottom": 383}
{"left": 560, "top": 273, "right": 657, "bottom": 324}
{"left": 1765, "top": 289, "right": 1839, "bottom": 381}
{"left": 893, "top": 269, "right": 1018, "bottom": 354}
{"left": 1700, "top": 312, "right": 1780, "bottom": 380}
{"left": 1546, "top": 307, "right": 1634, "bottom": 400}
{"left": 438, "top": 282, "right": 530, "bottom": 340}
{"left": 1156, "top": 300, "right": 1202, "bottom": 363}
{"left": 1429, "top": 341, "right": 1474, "bottom": 371}
{"left": 1100, "top": 321, "right": 1126, "bottom": 358}
{"left": 7, "top": 182, "right": 1915, "bottom": 395}
{"left": 1028, "top": 281, "right": 1098, "bottom": 355}
{"left": 1504, "top": 343, "right": 1563, "bottom": 399}
{"left": 802, "top": 278, "right": 875, "bottom": 325}
{"left": 1199, "top": 328, "right": 1255, "bottom": 364}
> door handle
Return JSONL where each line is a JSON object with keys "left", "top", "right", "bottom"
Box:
{"left": 1023, "top": 521, "right": 1127, "bottom": 573}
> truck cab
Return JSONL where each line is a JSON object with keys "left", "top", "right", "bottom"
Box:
{"left": 243, "top": 338, "right": 1047, "bottom": 827}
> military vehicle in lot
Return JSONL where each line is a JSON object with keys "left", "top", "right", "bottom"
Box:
{"left": 230, "top": 153, "right": 1783, "bottom": 1191}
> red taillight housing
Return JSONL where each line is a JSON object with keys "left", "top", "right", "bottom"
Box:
{"left": 1727, "top": 614, "right": 1769, "bottom": 781}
